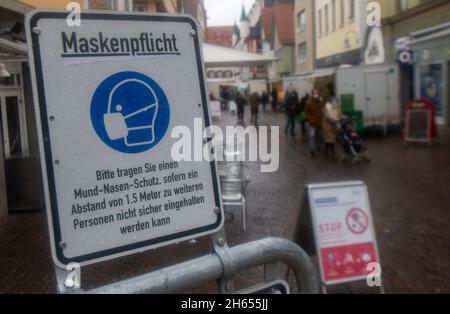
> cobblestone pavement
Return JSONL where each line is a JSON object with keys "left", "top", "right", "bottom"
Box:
{"left": 0, "top": 108, "right": 449, "bottom": 293}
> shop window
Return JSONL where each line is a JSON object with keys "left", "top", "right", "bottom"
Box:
{"left": 133, "top": 1, "right": 147, "bottom": 12}
{"left": 297, "top": 43, "right": 307, "bottom": 64}
{"left": 297, "top": 10, "right": 306, "bottom": 33}
{"left": 89, "top": 0, "right": 114, "bottom": 10}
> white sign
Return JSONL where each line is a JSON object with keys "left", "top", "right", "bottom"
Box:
{"left": 308, "top": 182, "right": 381, "bottom": 285}
{"left": 26, "top": 10, "right": 223, "bottom": 267}
{"left": 364, "top": 27, "right": 385, "bottom": 65}
{"left": 210, "top": 100, "right": 221, "bottom": 120}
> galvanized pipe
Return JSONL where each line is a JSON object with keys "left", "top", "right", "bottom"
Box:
{"left": 84, "top": 237, "right": 319, "bottom": 294}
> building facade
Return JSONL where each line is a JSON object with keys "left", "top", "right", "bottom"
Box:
{"left": 315, "top": 0, "right": 368, "bottom": 68}
{"left": 294, "top": 0, "right": 315, "bottom": 76}
{"left": 206, "top": 26, "right": 234, "bottom": 48}
{"left": 375, "top": 0, "right": 450, "bottom": 126}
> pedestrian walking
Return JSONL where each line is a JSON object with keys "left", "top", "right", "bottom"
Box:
{"left": 284, "top": 84, "right": 299, "bottom": 137}
{"left": 323, "top": 96, "right": 345, "bottom": 160}
{"left": 221, "top": 88, "right": 229, "bottom": 110}
{"left": 304, "top": 89, "right": 324, "bottom": 156}
{"left": 228, "top": 87, "right": 238, "bottom": 114}
{"left": 261, "top": 91, "right": 269, "bottom": 111}
{"left": 236, "top": 91, "right": 247, "bottom": 124}
{"left": 249, "top": 92, "right": 260, "bottom": 126}
{"left": 271, "top": 87, "right": 278, "bottom": 112}
{"left": 299, "top": 93, "right": 309, "bottom": 136}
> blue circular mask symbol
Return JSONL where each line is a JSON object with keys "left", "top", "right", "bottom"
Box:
{"left": 91, "top": 71, "right": 170, "bottom": 154}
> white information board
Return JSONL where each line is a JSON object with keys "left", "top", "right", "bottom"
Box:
{"left": 308, "top": 182, "right": 381, "bottom": 285}
{"left": 210, "top": 100, "right": 221, "bottom": 120}
{"left": 26, "top": 10, "right": 223, "bottom": 267}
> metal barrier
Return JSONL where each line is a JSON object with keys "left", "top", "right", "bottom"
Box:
{"left": 76, "top": 237, "right": 319, "bottom": 294}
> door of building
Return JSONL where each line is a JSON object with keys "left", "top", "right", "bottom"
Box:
{"left": 448, "top": 61, "right": 450, "bottom": 127}
{"left": 365, "top": 71, "right": 389, "bottom": 127}
{"left": 1, "top": 93, "right": 23, "bottom": 159}
{"left": 0, "top": 70, "right": 28, "bottom": 160}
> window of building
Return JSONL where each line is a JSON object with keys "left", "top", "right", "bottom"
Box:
{"left": 400, "top": 0, "right": 423, "bottom": 12}
{"left": 318, "top": 9, "right": 323, "bottom": 37}
{"left": 133, "top": 1, "right": 147, "bottom": 12}
{"left": 215, "top": 33, "right": 223, "bottom": 44}
{"left": 324, "top": 5, "right": 329, "bottom": 34}
{"left": 89, "top": 0, "right": 115, "bottom": 10}
{"left": 297, "top": 10, "right": 306, "bottom": 32}
{"left": 275, "top": 48, "right": 282, "bottom": 61}
{"left": 340, "top": 0, "right": 345, "bottom": 27}
{"left": 349, "top": 0, "right": 355, "bottom": 21}
{"left": 332, "top": 0, "right": 336, "bottom": 31}
{"left": 297, "top": 43, "right": 307, "bottom": 64}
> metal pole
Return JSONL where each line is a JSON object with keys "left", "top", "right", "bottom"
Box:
{"left": 83, "top": 237, "right": 319, "bottom": 294}
{"left": 0, "top": 124, "right": 7, "bottom": 222}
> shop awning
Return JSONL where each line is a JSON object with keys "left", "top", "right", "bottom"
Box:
{"left": 308, "top": 67, "right": 336, "bottom": 79}
{"left": 206, "top": 77, "right": 236, "bottom": 84}
{"left": 203, "top": 44, "right": 277, "bottom": 68}
{"left": 0, "top": 38, "right": 27, "bottom": 57}
{"left": 0, "top": 41, "right": 277, "bottom": 67}
{"left": 281, "top": 68, "right": 336, "bottom": 83}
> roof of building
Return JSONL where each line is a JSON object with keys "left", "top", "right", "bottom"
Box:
{"left": 262, "top": 7, "right": 274, "bottom": 40}
{"left": 274, "top": 4, "right": 294, "bottom": 44}
{"left": 206, "top": 26, "right": 234, "bottom": 48}
{"left": 240, "top": 4, "right": 249, "bottom": 21}
{"left": 262, "top": 3, "right": 294, "bottom": 45}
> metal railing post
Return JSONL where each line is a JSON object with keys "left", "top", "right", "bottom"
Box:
{"left": 82, "top": 237, "right": 319, "bottom": 294}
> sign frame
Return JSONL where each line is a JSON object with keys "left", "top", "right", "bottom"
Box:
{"left": 307, "top": 181, "right": 382, "bottom": 287}
{"left": 26, "top": 10, "right": 224, "bottom": 268}
{"left": 404, "top": 109, "right": 432, "bottom": 144}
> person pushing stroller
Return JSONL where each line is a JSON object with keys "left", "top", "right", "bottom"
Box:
{"left": 336, "top": 119, "right": 370, "bottom": 163}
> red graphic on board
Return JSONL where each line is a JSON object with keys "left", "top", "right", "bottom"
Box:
{"left": 320, "top": 242, "right": 377, "bottom": 283}
{"left": 346, "top": 208, "right": 369, "bottom": 234}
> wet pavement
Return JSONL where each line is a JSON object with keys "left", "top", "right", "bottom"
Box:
{"left": 0, "top": 108, "right": 449, "bottom": 293}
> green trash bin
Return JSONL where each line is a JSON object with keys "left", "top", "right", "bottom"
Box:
{"left": 343, "top": 110, "right": 364, "bottom": 134}
{"left": 340, "top": 94, "right": 355, "bottom": 112}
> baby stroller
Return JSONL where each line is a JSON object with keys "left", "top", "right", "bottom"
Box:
{"left": 336, "top": 119, "right": 370, "bottom": 163}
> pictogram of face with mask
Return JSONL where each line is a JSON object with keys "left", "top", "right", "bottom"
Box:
{"left": 91, "top": 72, "right": 170, "bottom": 154}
